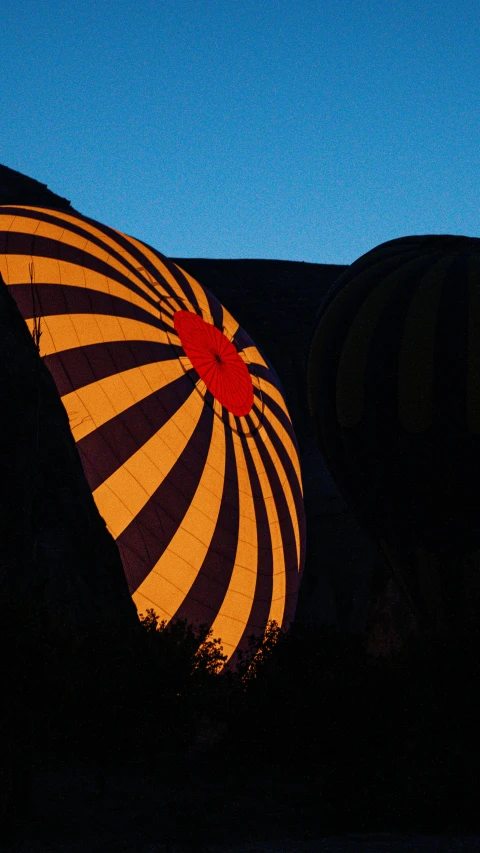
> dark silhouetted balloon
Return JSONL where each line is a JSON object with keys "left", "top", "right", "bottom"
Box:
{"left": 307, "top": 234, "right": 480, "bottom": 635}
{"left": 0, "top": 205, "right": 305, "bottom": 661}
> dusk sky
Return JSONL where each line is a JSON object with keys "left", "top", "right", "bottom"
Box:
{"left": 2, "top": 0, "right": 479, "bottom": 264}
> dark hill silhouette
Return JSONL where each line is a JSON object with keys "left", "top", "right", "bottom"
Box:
{"left": 0, "top": 164, "right": 74, "bottom": 210}
{"left": 0, "top": 163, "right": 386, "bottom": 632}
{"left": 0, "top": 271, "right": 138, "bottom": 633}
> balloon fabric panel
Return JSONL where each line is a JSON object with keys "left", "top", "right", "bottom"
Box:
{"left": 0, "top": 205, "right": 305, "bottom": 661}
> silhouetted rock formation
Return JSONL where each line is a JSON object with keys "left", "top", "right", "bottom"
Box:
{"left": 0, "top": 164, "right": 73, "bottom": 210}
{"left": 0, "top": 271, "right": 138, "bottom": 633}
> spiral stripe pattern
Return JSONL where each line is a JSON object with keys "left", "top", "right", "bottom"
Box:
{"left": 0, "top": 205, "right": 305, "bottom": 660}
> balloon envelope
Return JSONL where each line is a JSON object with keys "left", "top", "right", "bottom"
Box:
{"left": 0, "top": 205, "right": 305, "bottom": 660}
{"left": 307, "top": 234, "right": 480, "bottom": 634}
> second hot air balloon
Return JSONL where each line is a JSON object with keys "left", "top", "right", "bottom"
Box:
{"left": 307, "top": 234, "right": 480, "bottom": 636}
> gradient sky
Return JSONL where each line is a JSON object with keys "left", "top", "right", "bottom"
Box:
{"left": 2, "top": 0, "right": 479, "bottom": 264}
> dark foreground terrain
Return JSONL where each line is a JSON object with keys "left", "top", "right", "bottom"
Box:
{"left": 3, "top": 617, "right": 480, "bottom": 852}
{"left": 10, "top": 757, "right": 480, "bottom": 852}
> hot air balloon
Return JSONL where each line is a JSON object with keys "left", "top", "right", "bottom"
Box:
{"left": 307, "top": 234, "right": 480, "bottom": 637}
{"left": 0, "top": 205, "right": 305, "bottom": 661}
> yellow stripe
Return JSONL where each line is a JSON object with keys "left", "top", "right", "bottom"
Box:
{"left": 0, "top": 211, "right": 39, "bottom": 234}
{"left": 0, "top": 254, "right": 27, "bottom": 286}
{"left": 241, "top": 346, "right": 268, "bottom": 367}
{"left": 3, "top": 254, "right": 163, "bottom": 320}
{"left": 64, "top": 358, "right": 187, "bottom": 441}
{"left": 255, "top": 425, "right": 301, "bottom": 572}
{"left": 209, "top": 431, "right": 258, "bottom": 660}
{"left": 132, "top": 411, "right": 226, "bottom": 619}
{"left": 24, "top": 313, "right": 178, "bottom": 357}
{"left": 219, "top": 304, "right": 239, "bottom": 339}
{"left": 133, "top": 590, "right": 171, "bottom": 623}
{"left": 93, "top": 386, "right": 203, "bottom": 539}
{"left": 246, "top": 437, "right": 286, "bottom": 627}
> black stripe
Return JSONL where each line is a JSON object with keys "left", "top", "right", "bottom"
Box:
{"left": 250, "top": 402, "right": 264, "bottom": 425}
{"left": 233, "top": 326, "right": 255, "bottom": 351}
{"left": 248, "top": 362, "right": 280, "bottom": 386}
{"left": 118, "top": 404, "right": 215, "bottom": 592}
{"left": 260, "top": 409, "right": 306, "bottom": 576}
{"left": 232, "top": 433, "right": 273, "bottom": 647}
{"left": 252, "top": 428, "right": 299, "bottom": 625}
{"left": 78, "top": 370, "right": 197, "bottom": 491}
{"left": 204, "top": 285, "right": 224, "bottom": 330}
{"left": 45, "top": 339, "right": 183, "bottom": 396}
{"left": 248, "top": 360, "right": 289, "bottom": 402}
{"left": 172, "top": 423, "right": 240, "bottom": 626}
{"left": 255, "top": 386, "right": 300, "bottom": 458}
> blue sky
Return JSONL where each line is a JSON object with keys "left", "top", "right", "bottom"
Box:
{"left": 2, "top": 0, "right": 479, "bottom": 264}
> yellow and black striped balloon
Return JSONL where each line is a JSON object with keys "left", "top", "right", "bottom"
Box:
{"left": 0, "top": 205, "right": 305, "bottom": 660}
{"left": 308, "top": 234, "right": 480, "bottom": 634}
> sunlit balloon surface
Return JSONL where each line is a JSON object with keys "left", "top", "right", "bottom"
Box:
{"left": 0, "top": 205, "right": 305, "bottom": 660}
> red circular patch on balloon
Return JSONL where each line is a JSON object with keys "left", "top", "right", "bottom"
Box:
{"left": 174, "top": 311, "right": 254, "bottom": 416}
